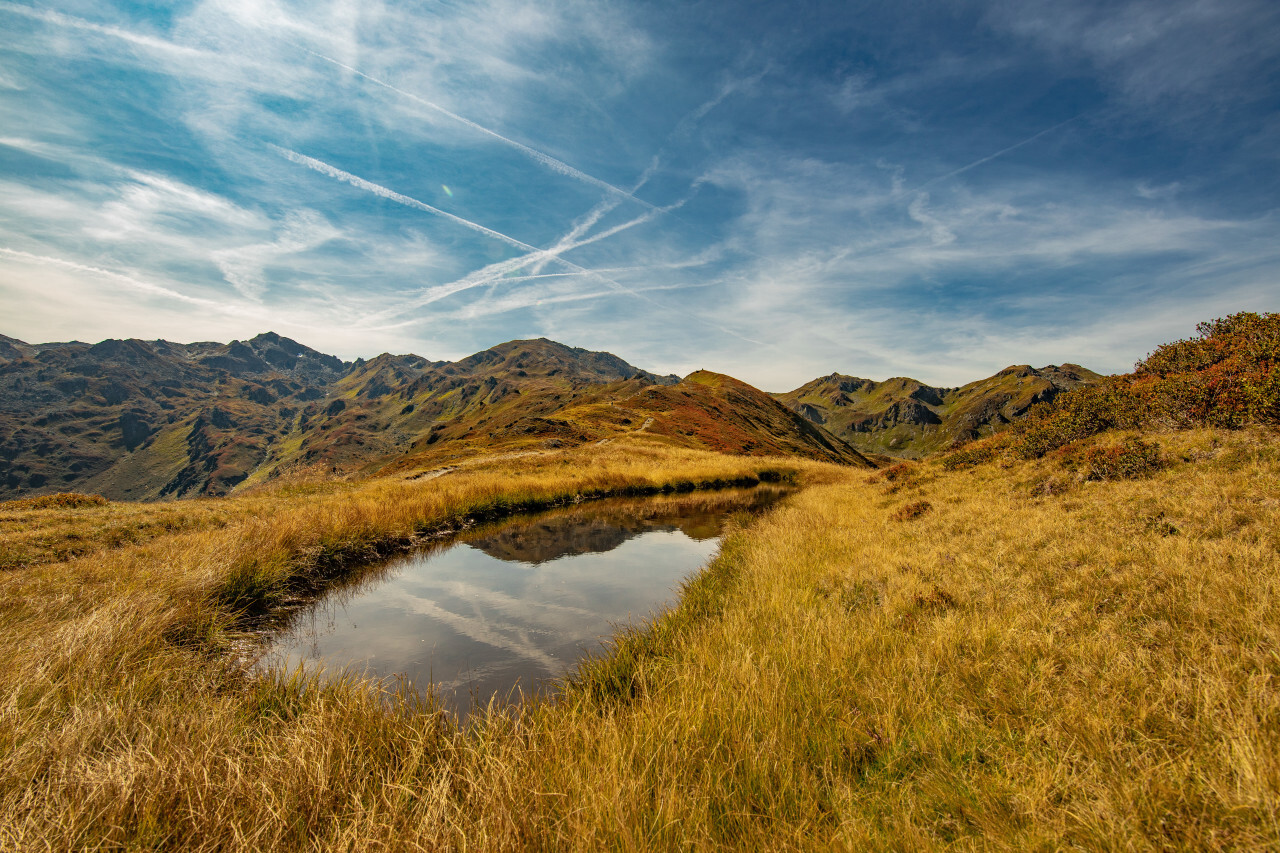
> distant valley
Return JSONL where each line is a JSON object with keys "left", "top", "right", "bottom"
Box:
{"left": 0, "top": 331, "right": 1099, "bottom": 500}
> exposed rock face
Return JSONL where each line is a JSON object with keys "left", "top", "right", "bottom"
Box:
{"left": 798, "top": 403, "right": 826, "bottom": 424}
{"left": 774, "top": 363, "right": 1102, "bottom": 458}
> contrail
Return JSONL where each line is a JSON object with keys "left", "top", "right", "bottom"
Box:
{"left": 295, "top": 45, "right": 657, "bottom": 211}
{"left": 358, "top": 278, "right": 722, "bottom": 331}
{"left": 526, "top": 68, "right": 751, "bottom": 279}
{"left": 529, "top": 196, "right": 624, "bottom": 276}
{"left": 271, "top": 145, "right": 544, "bottom": 254}
{"left": 905, "top": 115, "right": 1083, "bottom": 196}
{"left": 272, "top": 143, "right": 702, "bottom": 320}
{"left": 272, "top": 145, "right": 661, "bottom": 307}
{"left": 669, "top": 64, "right": 771, "bottom": 142}
{"left": 400, "top": 593, "right": 560, "bottom": 674}
{"left": 528, "top": 156, "right": 664, "bottom": 275}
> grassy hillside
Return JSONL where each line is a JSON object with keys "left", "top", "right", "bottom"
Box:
{"left": 1, "top": 314, "right": 1276, "bottom": 849}
{"left": 0, "top": 333, "right": 348, "bottom": 500}
{"left": 2, "top": 436, "right": 1276, "bottom": 848}
{"left": 376, "top": 367, "right": 873, "bottom": 476}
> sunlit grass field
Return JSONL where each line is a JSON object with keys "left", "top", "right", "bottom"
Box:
{"left": 1, "top": 429, "right": 1277, "bottom": 850}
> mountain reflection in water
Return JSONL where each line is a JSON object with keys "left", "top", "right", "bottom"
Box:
{"left": 256, "top": 486, "right": 789, "bottom": 718}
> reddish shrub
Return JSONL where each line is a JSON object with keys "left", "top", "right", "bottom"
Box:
{"left": 1000, "top": 312, "right": 1279, "bottom": 462}
{"left": 881, "top": 462, "right": 915, "bottom": 482}
{"left": 892, "top": 500, "right": 933, "bottom": 521}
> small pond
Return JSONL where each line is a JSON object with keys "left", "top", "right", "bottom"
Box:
{"left": 255, "top": 486, "right": 789, "bottom": 717}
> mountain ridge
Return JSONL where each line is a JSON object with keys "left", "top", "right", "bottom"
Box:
{"left": 1, "top": 331, "right": 1100, "bottom": 499}
{"left": 0, "top": 332, "right": 865, "bottom": 500}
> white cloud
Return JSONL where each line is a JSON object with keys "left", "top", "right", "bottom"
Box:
{"left": 211, "top": 210, "right": 342, "bottom": 300}
{"left": 907, "top": 194, "right": 956, "bottom": 246}
{"left": 2, "top": 0, "right": 1276, "bottom": 390}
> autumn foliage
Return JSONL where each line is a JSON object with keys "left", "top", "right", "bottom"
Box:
{"left": 1130, "top": 311, "right": 1280, "bottom": 427}
{"left": 943, "top": 311, "right": 1279, "bottom": 469}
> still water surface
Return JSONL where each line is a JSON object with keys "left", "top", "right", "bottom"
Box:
{"left": 257, "top": 487, "right": 788, "bottom": 715}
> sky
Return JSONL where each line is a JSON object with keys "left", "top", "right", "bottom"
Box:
{"left": 1, "top": 0, "right": 1278, "bottom": 389}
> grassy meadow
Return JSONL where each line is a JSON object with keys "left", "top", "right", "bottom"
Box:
{"left": 1, "top": 424, "right": 1277, "bottom": 850}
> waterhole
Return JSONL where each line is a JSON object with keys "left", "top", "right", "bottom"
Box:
{"left": 255, "top": 486, "right": 789, "bottom": 717}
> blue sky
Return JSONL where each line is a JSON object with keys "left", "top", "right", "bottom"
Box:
{"left": 1, "top": 0, "right": 1277, "bottom": 388}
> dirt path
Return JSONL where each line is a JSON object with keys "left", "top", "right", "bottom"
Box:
{"left": 403, "top": 450, "right": 549, "bottom": 482}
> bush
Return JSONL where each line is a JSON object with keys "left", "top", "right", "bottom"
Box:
{"left": 998, "top": 312, "right": 1278, "bottom": 463}
{"left": 939, "top": 441, "right": 1006, "bottom": 471}
{"left": 880, "top": 463, "right": 915, "bottom": 482}
{"left": 923, "top": 312, "right": 1274, "bottom": 474}
{"left": 869, "top": 462, "right": 918, "bottom": 491}
{"left": 1010, "top": 381, "right": 1143, "bottom": 459}
{"left": 1062, "top": 436, "right": 1164, "bottom": 481}
{"left": 1132, "top": 311, "right": 1280, "bottom": 428}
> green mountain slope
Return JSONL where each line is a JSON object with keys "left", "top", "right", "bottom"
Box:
{"left": 0, "top": 333, "right": 347, "bottom": 500}
{"left": 774, "top": 363, "right": 1102, "bottom": 458}
{"left": 378, "top": 365, "right": 873, "bottom": 475}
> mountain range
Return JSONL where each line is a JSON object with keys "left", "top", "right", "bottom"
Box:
{"left": 0, "top": 332, "right": 1099, "bottom": 500}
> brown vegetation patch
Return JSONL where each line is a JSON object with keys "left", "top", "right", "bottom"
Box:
{"left": 891, "top": 499, "right": 933, "bottom": 521}
{"left": 868, "top": 461, "right": 920, "bottom": 493}
{"left": 0, "top": 492, "right": 108, "bottom": 511}
{"left": 816, "top": 576, "right": 886, "bottom": 613}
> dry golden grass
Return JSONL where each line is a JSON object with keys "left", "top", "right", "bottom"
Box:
{"left": 2, "top": 430, "right": 1277, "bottom": 850}
{"left": 0, "top": 494, "right": 244, "bottom": 571}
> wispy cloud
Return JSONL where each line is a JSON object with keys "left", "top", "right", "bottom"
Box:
{"left": 2, "top": 0, "right": 1277, "bottom": 385}
{"left": 211, "top": 210, "right": 341, "bottom": 301}
{"left": 361, "top": 193, "right": 704, "bottom": 323}
{"left": 0, "top": 248, "right": 224, "bottom": 309}
{"left": 989, "top": 0, "right": 1280, "bottom": 114}
{"left": 272, "top": 143, "right": 731, "bottom": 333}
{"left": 0, "top": 1, "right": 208, "bottom": 59}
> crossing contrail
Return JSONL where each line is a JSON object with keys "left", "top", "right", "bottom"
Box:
{"left": 272, "top": 148, "right": 767, "bottom": 347}
{"left": 271, "top": 145, "right": 657, "bottom": 305}
{"left": 362, "top": 186, "right": 703, "bottom": 320}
